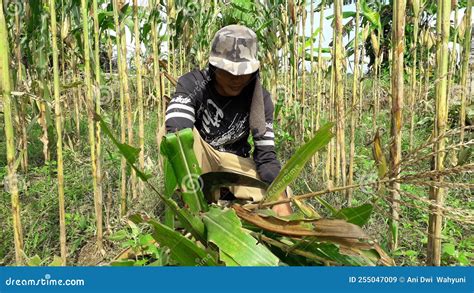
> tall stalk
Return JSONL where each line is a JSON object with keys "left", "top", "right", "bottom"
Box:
{"left": 427, "top": 0, "right": 451, "bottom": 266}
{"left": 300, "top": 4, "right": 306, "bottom": 139}
{"left": 389, "top": 0, "right": 407, "bottom": 251}
{"left": 0, "top": 2, "right": 24, "bottom": 265}
{"left": 459, "top": 0, "right": 472, "bottom": 143}
{"left": 14, "top": 3, "right": 27, "bottom": 172}
{"left": 290, "top": 0, "right": 297, "bottom": 107}
{"left": 309, "top": 0, "right": 315, "bottom": 171}
{"left": 80, "top": 0, "right": 102, "bottom": 251}
{"left": 166, "top": 0, "right": 174, "bottom": 100}
{"left": 422, "top": 30, "right": 433, "bottom": 102}
{"left": 327, "top": 25, "right": 336, "bottom": 184}
{"left": 150, "top": 0, "right": 162, "bottom": 126}
{"left": 92, "top": 0, "right": 103, "bottom": 250}
{"left": 333, "top": 0, "right": 346, "bottom": 188}
{"left": 358, "top": 25, "right": 369, "bottom": 125}
{"left": 371, "top": 30, "right": 381, "bottom": 130}
{"left": 416, "top": 36, "right": 424, "bottom": 125}
{"left": 122, "top": 24, "right": 137, "bottom": 201}
{"left": 38, "top": 96, "right": 50, "bottom": 162}
{"left": 315, "top": 0, "right": 325, "bottom": 169}
{"left": 348, "top": 0, "right": 361, "bottom": 205}
{"left": 72, "top": 57, "right": 81, "bottom": 136}
{"left": 134, "top": 0, "right": 145, "bottom": 197}
{"left": 447, "top": 1, "right": 458, "bottom": 105}
{"left": 408, "top": 0, "right": 421, "bottom": 151}
{"left": 50, "top": 0, "right": 67, "bottom": 265}
{"left": 113, "top": 0, "right": 127, "bottom": 216}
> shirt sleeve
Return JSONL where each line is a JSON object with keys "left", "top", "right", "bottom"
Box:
{"left": 252, "top": 91, "right": 281, "bottom": 184}
{"left": 165, "top": 72, "right": 199, "bottom": 133}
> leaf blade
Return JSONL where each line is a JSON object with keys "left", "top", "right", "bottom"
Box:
{"left": 265, "top": 122, "right": 334, "bottom": 202}
{"left": 148, "top": 219, "right": 217, "bottom": 266}
{"left": 203, "top": 207, "right": 279, "bottom": 266}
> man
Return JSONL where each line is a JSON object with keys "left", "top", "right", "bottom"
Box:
{"left": 163, "top": 24, "right": 291, "bottom": 216}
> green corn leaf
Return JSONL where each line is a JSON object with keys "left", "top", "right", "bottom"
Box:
{"left": 220, "top": 251, "right": 239, "bottom": 266}
{"left": 148, "top": 219, "right": 217, "bottom": 266}
{"left": 203, "top": 207, "right": 279, "bottom": 266}
{"left": 27, "top": 255, "right": 43, "bottom": 266}
{"left": 163, "top": 158, "right": 178, "bottom": 198}
{"left": 97, "top": 114, "right": 139, "bottom": 164}
{"left": 265, "top": 122, "right": 334, "bottom": 203}
{"left": 360, "top": 0, "right": 381, "bottom": 30}
{"left": 290, "top": 240, "right": 377, "bottom": 266}
{"left": 443, "top": 243, "right": 456, "bottom": 256}
{"left": 314, "top": 196, "right": 339, "bottom": 216}
{"left": 372, "top": 130, "right": 388, "bottom": 179}
{"left": 110, "top": 260, "right": 136, "bottom": 266}
{"left": 48, "top": 256, "right": 63, "bottom": 266}
{"left": 292, "top": 198, "right": 321, "bottom": 219}
{"left": 334, "top": 203, "right": 374, "bottom": 227}
{"left": 325, "top": 11, "right": 357, "bottom": 20}
{"left": 98, "top": 114, "right": 204, "bottom": 240}
{"left": 130, "top": 193, "right": 206, "bottom": 244}
{"left": 304, "top": 28, "right": 322, "bottom": 48}
{"left": 160, "top": 129, "right": 208, "bottom": 212}
{"left": 96, "top": 113, "right": 152, "bottom": 181}
{"left": 108, "top": 229, "right": 129, "bottom": 241}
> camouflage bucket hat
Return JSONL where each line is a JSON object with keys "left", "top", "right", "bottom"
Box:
{"left": 209, "top": 25, "right": 260, "bottom": 76}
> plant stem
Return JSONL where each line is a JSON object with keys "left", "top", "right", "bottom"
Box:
{"left": 50, "top": 0, "right": 67, "bottom": 265}
{"left": 427, "top": 0, "right": 451, "bottom": 266}
{"left": 0, "top": 1, "right": 24, "bottom": 265}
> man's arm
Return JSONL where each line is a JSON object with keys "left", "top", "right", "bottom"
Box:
{"left": 165, "top": 72, "right": 200, "bottom": 133}
{"left": 252, "top": 92, "right": 281, "bottom": 184}
{"left": 252, "top": 91, "right": 292, "bottom": 216}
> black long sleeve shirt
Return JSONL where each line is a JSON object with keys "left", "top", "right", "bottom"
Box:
{"left": 164, "top": 68, "right": 281, "bottom": 184}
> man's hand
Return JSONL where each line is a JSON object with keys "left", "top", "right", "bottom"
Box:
{"left": 271, "top": 190, "right": 292, "bottom": 217}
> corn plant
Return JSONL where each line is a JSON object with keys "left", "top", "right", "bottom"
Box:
{"left": 49, "top": 0, "right": 67, "bottom": 265}
{"left": 0, "top": 0, "right": 23, "bottom": 265}
{"left": 80, "top": 0, "right": 102, "bottom": 251}
{"left": 389, "top": 0, "right": 406, "bottom": 252}
{"left": 427, "top": 0, "right": 451, "bottom": 266}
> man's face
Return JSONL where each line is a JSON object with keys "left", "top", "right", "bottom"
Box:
{"left": 214, "top": 68, "right": 253, "bottom": 96}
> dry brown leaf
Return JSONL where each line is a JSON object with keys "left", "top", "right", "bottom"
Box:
{"left": 233, "top": 205, "right": 395, "bottom": 266}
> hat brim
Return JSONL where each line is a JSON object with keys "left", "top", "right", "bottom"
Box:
{"left": 209, "top": 57, "right": 260, "bottom": 76}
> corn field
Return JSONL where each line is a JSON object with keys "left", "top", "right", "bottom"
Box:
{"left": 0, "top": 0, "right": 473, "bottom": 267}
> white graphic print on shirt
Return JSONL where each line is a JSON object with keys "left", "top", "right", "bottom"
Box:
{"left": 209, "top": 113, "right": 249, "bottom": 150}
{"left": 170, "top": 95, "right": 191, "bottom": 104}
{"left": 202, "top": 99, "right": 224, "bottom": 133}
